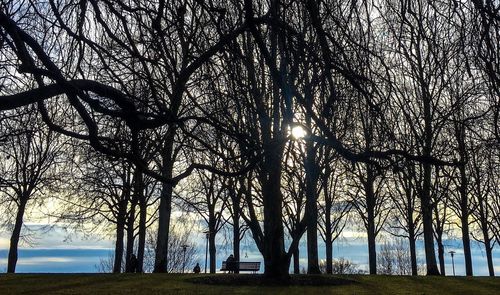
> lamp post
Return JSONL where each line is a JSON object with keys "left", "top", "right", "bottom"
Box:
{"left": 449, "top": 251, "right": 456, "bottom": 276}
{"left": 181, "top": 244, "right": 189, "bottom": 273}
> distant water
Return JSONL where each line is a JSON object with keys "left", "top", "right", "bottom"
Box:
{"left": 0, "top": 249, "right": 112, "bottom": 273}
{"left": 0, "top": 240, "right": 498, "bottom": 275}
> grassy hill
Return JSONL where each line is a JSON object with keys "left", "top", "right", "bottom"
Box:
{"left": 0, "top": 273, "right": 498, "bottom": 294}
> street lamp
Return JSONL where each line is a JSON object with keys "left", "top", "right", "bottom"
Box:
{"left": 181, "top": 244, "right": 189, "bottom": 273}
{"left": 449, "top": 251, "right": 456, "bottom": 276}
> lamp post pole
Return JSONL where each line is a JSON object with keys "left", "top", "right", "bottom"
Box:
{"left": 181, "top": 244, "right": 189, "bottom": 273}
{"left": 449, "top": 251, "right": 456, "bottom": 276}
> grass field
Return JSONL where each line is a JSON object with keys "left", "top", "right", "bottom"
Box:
{"left": 0, "top": 273, "right": 499, "bottom": 294}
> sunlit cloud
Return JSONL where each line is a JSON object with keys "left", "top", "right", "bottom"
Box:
{"left": 17, "top": 257, "right": 75, "bottom": 265}
{"left": 0, "top": 238, "right": 9, "bottom": 248}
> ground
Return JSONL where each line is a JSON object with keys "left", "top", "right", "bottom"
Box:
{"left": 0, "top": 274, "right": 498, "bottom": 294}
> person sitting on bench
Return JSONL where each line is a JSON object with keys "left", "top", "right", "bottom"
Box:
{"left": 226, "top": 254, "right": 236, "bottom": 273}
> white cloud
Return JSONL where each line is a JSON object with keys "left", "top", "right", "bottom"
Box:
{"left": 0, "top": 237, "right": 9, "bottom": 248}
{"left": 5, "top": 257, "right": 76, "bottom": 266}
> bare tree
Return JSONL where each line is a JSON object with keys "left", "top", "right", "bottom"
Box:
{"left": 0, "top": 106, "right": 63, "bottom": 273}
{"left": 470, "top": 143, "right": 498, "bottom": 276}
{"left": 386, "top": 163, "right": 423, "bottom": 276}
{"left": 144, "top": 220, "right": 198, "bottom": 273}
{"left": 320, "top": 257, "right": 363, "bottom": 275}
{"left": 377, "top": 238, "right": 419, "bottom": 275}
{"left": 1, "top": 0, "right": 497, "bottom": 278}
{"left": 318, "top": 159, "right": 351, "bottom": 274}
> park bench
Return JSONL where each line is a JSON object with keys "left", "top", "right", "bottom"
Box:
{"left": 220, "top": 261, "right": 261, "bottom": 273}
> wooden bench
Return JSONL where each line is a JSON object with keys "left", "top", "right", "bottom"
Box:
{"left": 220, "top": 261, "right": 261, "bottom": 273}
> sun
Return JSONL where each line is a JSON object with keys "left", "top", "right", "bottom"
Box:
{"left": 291, "top": 125, "right": 307, "bottom": 139}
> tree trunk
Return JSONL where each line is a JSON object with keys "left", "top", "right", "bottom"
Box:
{"left": 7, "top": 199, "right": 27, "bottom": 273}
{"left": 437, "top": 238, "right": 445, "bottom": 276}
{"left": 305, "top": 140, "right": 320, "bottom": 274}
{"left": 455, "top": 123, "right": 473, "bottom": 276}
{"left": 485, "top": 238, "right": 495, "bottom": 277}
{"left": 422, "top": 162, "right": 440, "bottom": 275}
{"left": 113, "top": 211, "right": 126, "bottom": 273}
{"left": 137, "top": 195, "right": 147, "bottom": 272}
{"left": 208, "top": 221, "right": 216, "bottom": 274}
{"left": 325, "top": 187, "right": 333, "bottom": 275}
{"left": 407, "top": 190, "right": 418, "bottom": 276}
{"left": 154, "top": 182, "right": 173, "bottom": 273}
{"left": 481, "top": 215, "right": 495, "bottom": 276}
{"left": 365, "top": 165, "right": 377, "bottom": 275}
{"left": 421, "top": 79, "right": 440, "bottom": 275}
{"left": 293, "top": 246, "right": 300, "bottom": 274}
{"left": 262, "top": 154, "right": 289, "bottom": 278}
{"left": 232, "top": 188, "right": 240, "bottom": 274}
{"left": 125, "top": 199, "right": 136, "bottom": 273}
{"left": 133, "top": 167, "right": 146, "bottom": 273}
{"left": 114, "top": 170, "right": 131, "bottom": 273}
{"left": 460, "top": 213, "right": 473, "bottom": 276}
{"left": 154, "top": 139, "right": 175, "bottom": 273}
{"left": 408, "top": 232, "right": 418, "bottom": 276}
{"left": 367, "top": 221, "right": 377, "bottom": 275}
{"left": 325, "top": 235, "right": 333, "bottom": 275}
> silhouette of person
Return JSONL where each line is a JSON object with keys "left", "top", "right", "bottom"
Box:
{"left": 226, "top": 254, "right": 236, "bottom": 273}
{"left": 129, "top": 254, "right": 138, "bottom": 273}
{"left": 193, "top": 263, "right": 201, "bottom": 274}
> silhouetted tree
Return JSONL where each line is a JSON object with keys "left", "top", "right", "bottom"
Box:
{"left": 0, "top": 107, "right": 63, "bottom": 272}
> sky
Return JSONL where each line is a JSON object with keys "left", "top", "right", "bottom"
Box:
{"left": 1, "top": 224, "right": 499, "bottom": 275}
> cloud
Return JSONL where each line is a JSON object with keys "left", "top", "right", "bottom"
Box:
{"left": 0, "top": 238, "right": 9, "bottom": 248}
{"left": 0, "top": 248, "right": 113, "bottom": 273}
{"left": 0, "top": 256, "right": 75, "bottom": 266}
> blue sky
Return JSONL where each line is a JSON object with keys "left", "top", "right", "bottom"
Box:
{"left": 1, "top": 224, "right": 499, "bottom": 275}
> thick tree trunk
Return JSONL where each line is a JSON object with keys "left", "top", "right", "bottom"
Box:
{"left": 475, "top": 166, "right": 494, "bottom": 276}
{"left": 481, "top": 213, "right": 495, "bottom": 276}
{"left": 408, "top": 232, "right": 418, "bottom": 276}
{"left": 422, "top": 162, "right": 440, "bottom": 275}
{"left": 262, "top": 154, "right": 289, "bottom": 279}
{"left": 367, "top": 221, "right": 377, "bottom": 275}
{"left": 407, "top": 191, "right": 418, "bottom": 276}
{"left": 125, "top": 199, "right": 136, "bottom": 273}
{"left": 482, "top": 221, "right": 495, "bottom": 276}
{"left": 208, "top": 221, "right": 216, "bottom": 274}
{"left": 7, "top": 199, "right": 27, "bottom": 273}
{"left": 114, "top": 171, "right": 130, "bottom": 273}
{"left": 137, "top": 198, "right": 147, "bottom": 273}
{"left": 154, "top": 139, "right": 175, "bottom": 273}
{"left": 323, "top": 167, "right": 334, "bottom": 275}
{"left": 114, "top": 221, "right": 125, "bottom": 273}
{"left": 460, "top": 213, "right": 473, "bottom": 276}
{"left": 125, "top": 180, "right": 137, "bottom": 272}
{"left": 437, "top": 238, "right": 445, "bottom": 276}
{"left": 305, "top": 140, "right": 320, "bottom": 274}
{"left": 113, "top": 211, "right": 126, "bottom": 273}
{"left": 154, "top": 182, "right": 172, "bottom": 273}
{"left": 365, "top": 166, "right": 377, "bottom": 275}
{"left": 485, "top": 238, "right": 495, "bottom": 277}
{"left": 421, "top": 80, "right": 440, "bottom": 275}
{"left": 455, "top": 123, "right": 473, "bottom": 276}
{"left": 293, "top": 246, "right": 300, "bottom": 274}
{"left": 325, "top": 236, "right": 333, "bottom": 275}
{"left": 134, "top": 168, "right": 146, "bottom": 273}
